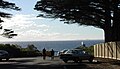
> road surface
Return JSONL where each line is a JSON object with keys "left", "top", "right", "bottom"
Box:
{"left": 0, "top": 56, "right": 120, "bottom": 69}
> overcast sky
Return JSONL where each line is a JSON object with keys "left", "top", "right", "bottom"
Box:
{"left": 0, "top": 0, "right": 104, "bottom": 41}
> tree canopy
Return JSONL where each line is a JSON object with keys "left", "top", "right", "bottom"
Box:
{"left": 34, "top": 0, "right": 120, "bottom": 42}
{"left": 0, "top": 0, "right": 20, "bottom": 21}
{"left": 0, "top": 0, "right": 20, "bottom": 38}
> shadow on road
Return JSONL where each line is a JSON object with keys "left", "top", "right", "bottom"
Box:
{"left": 0, "top": 63, "right": 90, "bottom": 69}
{"left": 0, "top": 57, "right": 118, "bottom": 69}
{"left": 0, "top": 59, "right": 92, "bottom": 69}
{"left": 0, "top": 59, "right": 35, "bottom": 63}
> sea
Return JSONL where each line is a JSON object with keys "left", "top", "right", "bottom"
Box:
{"left": 0, "top": 40, "right": 104, "bottom": 52}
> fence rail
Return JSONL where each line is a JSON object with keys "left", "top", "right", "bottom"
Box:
{"left": 94, "top": 42, "right": 120, "bottom": 60}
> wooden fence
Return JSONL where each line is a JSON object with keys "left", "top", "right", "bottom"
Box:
{"left": 94, "top": 42, "right": 120, "bottom": 60}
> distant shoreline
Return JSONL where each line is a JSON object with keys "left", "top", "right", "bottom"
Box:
{"left": 0, "top": 40, "right": 104, "bottom": 52}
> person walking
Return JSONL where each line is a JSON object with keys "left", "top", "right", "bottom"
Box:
{"left": 42, "top": 48, "right": 46, "bottom": 60}
{"left": 51, "top": 49, "right": 54, "bottom": 60}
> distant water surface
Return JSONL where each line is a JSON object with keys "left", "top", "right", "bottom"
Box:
{"left": 0, "top": 40, "right": 104, "bottom": 51}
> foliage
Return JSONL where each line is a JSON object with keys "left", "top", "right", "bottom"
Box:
{"left": 0, "top": 44, "right": 41, "bottom": 57}
{"left": 21, "top": 44, "right": 41, "bottom": 57}
{"left": 76, "top": 45, "right": 94, "bottom": 55}
{"left": 0, "top": 0, "right": 20, "bottom": 38}
{"left": 0, "top": 44, "right": 21, "bottom": 57}
{"left": 26, "top": 44, "right": 38, "bottom": 51}
{"left": 0, "top": 0, "right": 20, "bottom": 21}
{"left": 34, "top": 0, "right": 120, "bottom": 42}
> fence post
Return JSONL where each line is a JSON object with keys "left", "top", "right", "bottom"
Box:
{"left": 116, "top": 42, "right": 117, "bottom": 60}
{"left": 94, "top": 45, "right": 96, "bottom": 57}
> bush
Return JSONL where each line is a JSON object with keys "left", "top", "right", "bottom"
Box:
{"left": 75, "top": 45, "right": 94, "bottom": 55}
{"left": 0, "top": 44, "right": 42, "bottom": 57}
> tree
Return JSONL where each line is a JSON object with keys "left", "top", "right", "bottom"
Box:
{"left": 0, "top": 0, "right": 20, "bottom": 38}
{"left": 34, "top": 0, "right": 120, "bottom": 42}
{"left": 27, "top": 44, "right": 38, "bottom": 51}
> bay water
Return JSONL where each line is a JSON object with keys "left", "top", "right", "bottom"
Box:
{"left": 0, "top": 40, "right": 104, "bottom": 51}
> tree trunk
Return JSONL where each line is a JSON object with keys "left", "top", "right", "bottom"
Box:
{"left": 112, "top": 3, "right": 120, "bottom": 41}
{"left": 112, "top": 12, "right": 120, "bottom": 41}
{"left": 104, "top": 0, "right": 112, "bottom": 42}
{"left": 104, "top": 28, "right": 112, "bottom": 42}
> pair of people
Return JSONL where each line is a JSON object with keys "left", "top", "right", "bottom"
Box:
{"left": 42, "top": 48, "right": 54, "bottom": 60}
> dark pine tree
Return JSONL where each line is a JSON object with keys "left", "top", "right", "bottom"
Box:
{"left": 0, "top": 0, "right": 20, "bottom": 38}
{"left": 34, "top": 0, "right": 120, "bottom": 42}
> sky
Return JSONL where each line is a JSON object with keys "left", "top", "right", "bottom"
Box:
{"left": 0, "top": 0, "right": 104, "bottom": 41}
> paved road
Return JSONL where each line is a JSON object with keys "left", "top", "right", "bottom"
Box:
{"left": 0, "top": 57, "right": 120, "bottom": 69}
{"left": 0, "top": 57, "right": 62, "bottom": 65}
{"left": 0, "top": 56, "right": 80, "bottom": 69}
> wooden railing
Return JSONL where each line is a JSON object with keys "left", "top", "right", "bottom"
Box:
{"left": 94, "top": 42, "right": 120, "bottom": 60}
